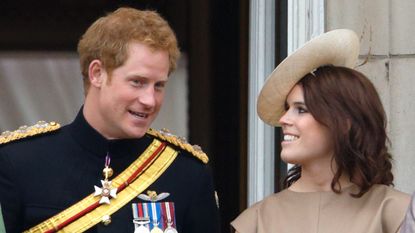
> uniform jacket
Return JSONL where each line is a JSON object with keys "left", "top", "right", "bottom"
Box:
{"left": 0, "top": 109, "right": 220, "bottom": 233}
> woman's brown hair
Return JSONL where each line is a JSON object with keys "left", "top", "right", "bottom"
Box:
{"left": 284, "top": 65, "right": 393, "bottom": 197}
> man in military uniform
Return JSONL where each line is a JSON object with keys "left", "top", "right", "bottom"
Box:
{"left": 0, "top": 7, "right": 220, "bottom": 233}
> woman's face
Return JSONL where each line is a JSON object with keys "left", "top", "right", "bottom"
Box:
{"left": 278, "top": 84, "right": 334, "bottom": 167}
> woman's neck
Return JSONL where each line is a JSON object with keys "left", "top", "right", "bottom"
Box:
{"left": 289, "top": 164, "right": 352, "bottom": 192}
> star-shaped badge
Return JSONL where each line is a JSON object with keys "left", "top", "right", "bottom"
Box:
{"left": 94, "top": 180, "right": 117, "bottom": 204}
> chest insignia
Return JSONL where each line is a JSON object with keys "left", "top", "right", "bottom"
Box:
{"left": 138, "top": 190, "right": 170, "bottom": 202}
{"left": 94, "top": 180, "right": 118, "bottom": 205}
{"left": 132, "top": 202, "right": 177, "bottom": 233}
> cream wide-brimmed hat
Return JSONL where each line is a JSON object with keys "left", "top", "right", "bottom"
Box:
{"left": 257, "top": 28, "right": 360, "bottom": 126}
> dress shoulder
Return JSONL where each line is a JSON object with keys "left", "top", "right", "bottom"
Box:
{"left": 370, "top": 184, "right": 410, "bottom": 205}
{"left": 231, "top": 191, "right": 287, "bottom": 233}
{"left": 231, "top": 200, "right": 262, "bottom": 233}
{"left": 0, "top": 121, "right": 60, "bottom": 145}
{"left": 354, "top": 184, "right": 410, "bottom": 232}
{"left": 146, "top": 128, "right": 209, "bottom": 164}
{"left": 232, "top": 186, "right": 411, "bottom": 233}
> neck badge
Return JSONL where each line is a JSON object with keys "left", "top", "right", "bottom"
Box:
{"left": 94, "top": 154, "right": 117, "bottom": 204}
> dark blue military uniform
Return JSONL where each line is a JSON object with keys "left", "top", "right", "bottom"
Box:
{"left": 0, "top": 109, "right": 220, "bottom": 233}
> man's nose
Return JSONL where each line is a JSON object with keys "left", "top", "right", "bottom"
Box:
{"left": 138, "top": 87, "right": 156, "bottom": 108}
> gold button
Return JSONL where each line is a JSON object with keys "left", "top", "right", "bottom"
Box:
{"left": 102, "top": 215, "right": 111, "bottom": 226}
{"left": 102, "top": 167, "right": 114, "bottom": 178}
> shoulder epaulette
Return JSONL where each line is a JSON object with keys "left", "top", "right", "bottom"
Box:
{"left": 147, "top": 128, "right": 209, "bottom": 164}
{"left": 0, "top": 121, "right": 61, "bottom": 145}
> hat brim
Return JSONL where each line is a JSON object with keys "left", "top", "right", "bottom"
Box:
{"left": 257, "top": 29, "right": 360, "bottom": 126}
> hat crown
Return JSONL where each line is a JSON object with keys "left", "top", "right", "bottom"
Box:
{"left": 257, "top": 29, "right": 360, "bottom": 126}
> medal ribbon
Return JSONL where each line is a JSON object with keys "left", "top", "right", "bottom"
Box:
{"left": 26, "top": 139, "right": 177, "bottom": 233}
{"left": 150, "top": 202, "right": 160, "bottom": 229}
{"left": 165, "top": 202, "right": 176, "bottom": 228}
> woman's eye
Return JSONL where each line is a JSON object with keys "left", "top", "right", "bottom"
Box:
{"left": 297, "top": 107, "right": 308, "bottom": 114}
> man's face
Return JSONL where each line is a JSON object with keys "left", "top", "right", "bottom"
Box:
{"left": 92, "top": 42, "right": 170, "bottom": 139}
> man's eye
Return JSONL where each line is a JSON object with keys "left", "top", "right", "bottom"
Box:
{"left": 131, "top": 80, "right": 144, "bottom": 87}
{"left": 155, "top": 82, "right": 166, "bottom": 91}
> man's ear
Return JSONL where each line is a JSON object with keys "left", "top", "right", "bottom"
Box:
{"left": 88, "top": 59, "right": 106, "bottom": 88}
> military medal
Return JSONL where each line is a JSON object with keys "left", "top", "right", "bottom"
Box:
{"left": 94, "top": 154, "right": 117, "bottom": 204}
{"left": 94, "top": 180, "right": 117, "bottom": 204}
{"left": 150, "top": 226, "right": 163, "bottom": 233}
{"left": 163, "top": 202, "right": 178, "bottom": 233}
{"left": 135, "top": 225, "right": 151, "bottom": 233}
{"left": 163, "top": 226, "right": 178, "bottom": 233}
{"left": 133, "top": 218, "right": 151, "bottom": 233}
{"left": 133, "top": 204, "right": 151, "bottom": 233}
{"left": 134, "top": 191, "right": 177, "bottom": 233}
{"left": 150, "top": 202, "right": 163, "bottom": 233}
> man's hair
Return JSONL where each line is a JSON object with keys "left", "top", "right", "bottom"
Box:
{"left": 77, "top": 7, "right": 180, "bottom": 93}
{"left": 284, "top": 65, "right": 393, "bottom": 197}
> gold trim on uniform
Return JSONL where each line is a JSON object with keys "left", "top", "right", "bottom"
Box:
{"left": 147, "top": 128, "right": 209, "bottom": 164}
{"left": 0, "top": 121, "right": 60, "bottom": 145}
{"left": 25, "top": 139, "right": 178, "bottom": 233}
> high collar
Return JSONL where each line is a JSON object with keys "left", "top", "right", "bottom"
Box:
{"left": 67, "top": 108, "right": 152, "bottom": 159}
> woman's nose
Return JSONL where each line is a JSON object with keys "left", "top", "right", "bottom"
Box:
{"left": 278, "top": 110, "right": 292, "bottom": 126}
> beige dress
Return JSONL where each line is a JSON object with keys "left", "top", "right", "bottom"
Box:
{"left": 232, "top": 185, "right": 410, "bottom": 233}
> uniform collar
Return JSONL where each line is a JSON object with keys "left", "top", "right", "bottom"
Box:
{"left": 67, "top": 107, "right": 152, "bottom": 159}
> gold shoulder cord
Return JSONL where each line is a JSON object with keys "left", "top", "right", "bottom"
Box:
{"left": 0, "top": 121, "right": 61, "bottom": 145}
{"left": 147, "top": 128, "right": 209, "bottom": 164}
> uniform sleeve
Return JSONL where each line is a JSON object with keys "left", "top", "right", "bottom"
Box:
{"left": 182, "top": 164, "right": 220, "bottom": 233}
{"left": 0, "top": 150, "right": 24, "bottom": 233}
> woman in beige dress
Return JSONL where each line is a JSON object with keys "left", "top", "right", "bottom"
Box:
{"left": 231, "top": 29, "right": 410, "bottom": 233}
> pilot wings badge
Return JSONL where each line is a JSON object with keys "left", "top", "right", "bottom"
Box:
{"left": 138, "top": 190, "right": 170, "bottom": 202}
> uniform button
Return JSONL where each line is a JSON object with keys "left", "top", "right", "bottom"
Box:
{"left": 102, "top": 215, "right": 111, "bottom": 226}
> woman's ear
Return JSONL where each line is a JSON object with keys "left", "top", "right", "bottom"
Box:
{"left": 88, "top": 59, "right": 106, "bottom": 88}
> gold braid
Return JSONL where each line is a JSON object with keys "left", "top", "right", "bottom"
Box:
{"left": 146, "top": 128, "right": 209, "bottom": 164}
{"left": 0, "top": 121, "right": 60, "bottom": 145}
